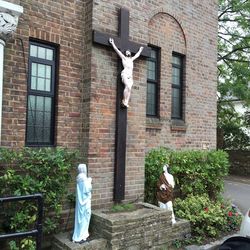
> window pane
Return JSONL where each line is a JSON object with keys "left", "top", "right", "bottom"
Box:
{"left": 148, "top": 70, "right": 155, "bottom": 80}
{"left": 147, "top": 61, "right": 156, "bottom": 80}
{"left": 36, "top": 96, "right": 44, "bottom": 111}
{"left": 43, "top": 128, "right": 51, "bottom": 143}
{"left": 172, "top": 67, "right": 180, "bottom": 85}
{"left": 38, "top": 47, "right": 46, "bottom": 59}
{"left": 46, "top": 49, "right": 53, "bottom": 60}
{"left": 146, "top": 47, "right": 159, "bottom": 116}
{"left": 31, "top": 63, "right": 37, "bottom": 76}
{"left": 28, "top": 95, "right": 36, "bottom": 111}
{"left": 28, "top": 110, "right": 35, "bottom": 126}
{"left": 44, "top": 112, "right": 51, "bottom": 127}
{"left": 31, "top": 76, "right": 37, "bottom": 90}
{"left": 30, "top": 45, "right": 37, "bottom": 57}
{"left": 148, "top": 61, "right": 155, "bottom": 71}
{"left": 38, "top": 64, "right": 46, "bottom": 77}
{"left": 27, "top": 42, "right": 56, "bottom": 145}
{"left": 36, "top": 111, "right": 44, "bottom": 126}
{"left": 147, "top": 82, "right": 156, "bottom": 116}
{"left": 45, "top": 79, "right": 50, "bottom": 91}
{"left": 35, "top": 126, "right": 43, "bottom": 142}
{"left": 26, "top": 95, "right": 52, "bottom": 144}
{"left": 172, "top": 55, "right": 181, "bottom": 65}
{"left": 150, "top": 49, "right": 156, "bottom": 59}
{"left": 46, "top": 65, "right": 51, "bottom": 78}
{"left": 172, "top": 88, "right": 181, "bottom": 118}
{"left": 173, "top": 67, "right": 179, "bottom": 77}
{"left": 171, "top": 54, "right": 183, "bottom": 119}
{"left": 44, "top": 97, "right": 52, "bottom": 112}
{"left": 37, "top": 78, "right": 45, "bottom": 91}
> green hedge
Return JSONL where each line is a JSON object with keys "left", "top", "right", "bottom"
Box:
{"left": 170, "top": 150, "right": 229, "bottom": 199}
{"left": 174, "top": 194, "right": 241, "bottom": 242}
{"left": 0, "top": 147, "right": 79, "bottom": 249}
{"left": 145, "top": 148, "right": 229, "bottom": 204}
{"left": 145, "top": 148, "right": 238, "bottom": 245}
{"left": 145, "top": 147, "right": 171, "bottom": 204}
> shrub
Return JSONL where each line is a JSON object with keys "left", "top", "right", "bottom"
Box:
{"left": 145, "top": 148, "right": 239, "bottom": 245}
{"left": 0, "top": 147, "right": 79, "bottom": 249}
{"left": 170, "top": 150, "right": 229, "bottom": 199}
{"left": 144, "top": 148, "right": 229, "bottom": 203}
{"left": 145, "top": 147, "right": 171, "bottom": 204}
{"left": 174, "top": 195, "right": 242, "bottom": 241}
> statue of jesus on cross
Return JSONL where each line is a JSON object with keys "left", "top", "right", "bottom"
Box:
{"left": 109, "top": 38, "right": 143, "bottom": 108}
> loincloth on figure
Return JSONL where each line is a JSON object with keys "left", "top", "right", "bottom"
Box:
{"left": 121, "top": 71, "right": 133, "bottom": 88}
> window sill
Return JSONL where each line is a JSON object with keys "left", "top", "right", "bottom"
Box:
{"left": 146, "top": 117, "right": 162, "bottom": 131}
{"left": 171, "top": 119, "right": 187, "bottom": 132}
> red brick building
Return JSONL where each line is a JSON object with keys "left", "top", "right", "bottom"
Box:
{"left": 1, "top": 0, "right": 218, "bottom": 208}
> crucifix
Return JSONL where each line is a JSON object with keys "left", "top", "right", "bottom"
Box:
{"left": 93, "top": 8, "right": 150, "bottom": 202}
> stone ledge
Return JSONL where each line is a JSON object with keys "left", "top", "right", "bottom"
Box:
{"left": 52, "top": 232, "right": 108, "bottom": 250}
{"left": 91, "top": 202, "right": 191, "bottom": 249}
{"left": 52, "top": 203, "right": 191, "bottom": 250}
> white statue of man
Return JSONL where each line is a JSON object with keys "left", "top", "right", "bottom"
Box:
{"left": 72, "top": 164, "right": 92, "bottom": 243}
{"left": 109, "top": 38, "right": 144, "bottom": 108}
{"left": 156, "top": 164, "right": 176, "bottom": 224}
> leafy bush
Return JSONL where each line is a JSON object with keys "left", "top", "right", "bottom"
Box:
{"left": 145, "top": 148, "right": 238, "bottom": 246}
{"left": 0, "top": 147, "right": 79, "bottom": 249}
{"left": 145, "top": 147, "right": 171, "bottom": 204}
{"left": 170, "top": 150, "right": 229, "bottom": 199}
{"left": 144, "top": 148, "right": 229, "bottom": 203}
{"left": 218, "top": 104, "right": 250, "bottom": 150}
{"left": 174, "top": 195, "right": 242, "bottom": 241}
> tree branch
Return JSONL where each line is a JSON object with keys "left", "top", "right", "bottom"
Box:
{"left": 218, "top": 46, "right": 250, "bottom": 62}
{"left": 218, "top": 5, "right": 233, "bottom": 19}
{"left": 218, "top": 32, "right": 247, "bottom": 39}
{"left": 219, "top": 18, "right": 250, "bottom": 22}
{"left": 218, "top": 35, "right": 235, "bottom": 46}
{"left": 225, "top": 58, "right": 249, "bottom": 63}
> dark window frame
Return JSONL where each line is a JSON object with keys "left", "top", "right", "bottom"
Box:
{"left": 146, "top": 45, "right": 161, "bottom": 117}
{"left": 25, "top": 40, "right": 58, "bottom": 147}
{"left": 171, "top": 52, "right": 184, "bottom": 120}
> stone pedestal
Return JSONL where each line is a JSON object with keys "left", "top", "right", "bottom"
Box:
{"left": 53, "top": 202, "right": 191, "bottom": 250}
{"left": 91, "top": 202, "right": 190, "bottom": 249}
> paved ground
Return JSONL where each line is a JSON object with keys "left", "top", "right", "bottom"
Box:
{"left": 223, "top": 175, "right": 250, "bottom": 215}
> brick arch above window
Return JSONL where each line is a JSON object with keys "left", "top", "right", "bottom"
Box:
{"left": 148, "top": 12, "right": 186, "bottom": 55}
{"left": 148, "top": 8, "right": 187, "bottom": 49}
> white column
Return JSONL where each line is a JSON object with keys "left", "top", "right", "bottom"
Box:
{"left": 0, "top": 38, "right": 5, "bottom": 142}
{"left": 0, "top": 1, "right": 23, "bottom": 144}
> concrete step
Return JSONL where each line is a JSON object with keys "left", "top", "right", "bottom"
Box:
{"left": 52, "top": 232, "right": 108, "bottom": 250}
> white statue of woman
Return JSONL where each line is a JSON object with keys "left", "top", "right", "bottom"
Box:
{"left": 156, "top": 164, "right": 176, "bottom": 224}
{"left": 72, "top": 164, "right": 92, "bottom": 243}
{"left": 109, "top": 38, "right": 144, "bottom": 108}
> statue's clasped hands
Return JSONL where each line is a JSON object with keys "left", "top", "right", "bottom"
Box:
{"left": 109, "top": 38, "right": 114, "bottom": 44}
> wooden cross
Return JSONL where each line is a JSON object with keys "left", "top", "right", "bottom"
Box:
{"left": 93, "top": 8, "right": 150, "bottom": 202}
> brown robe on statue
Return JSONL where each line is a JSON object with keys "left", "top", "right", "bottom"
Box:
{"left": 156, "top": 173, "right": 173, "bottom": 203}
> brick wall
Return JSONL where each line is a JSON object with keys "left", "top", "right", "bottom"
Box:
{"left": 90, "top": 0, "right": 218, "bottom": 207}
{"left": 2, "top": 0, "right": 89, "bottom": 149}
{"left": 145, "top": 2, "right": 218, "bottom": 151}
{"left": 2, "top": 0, "right": 218, "bottom": 210}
